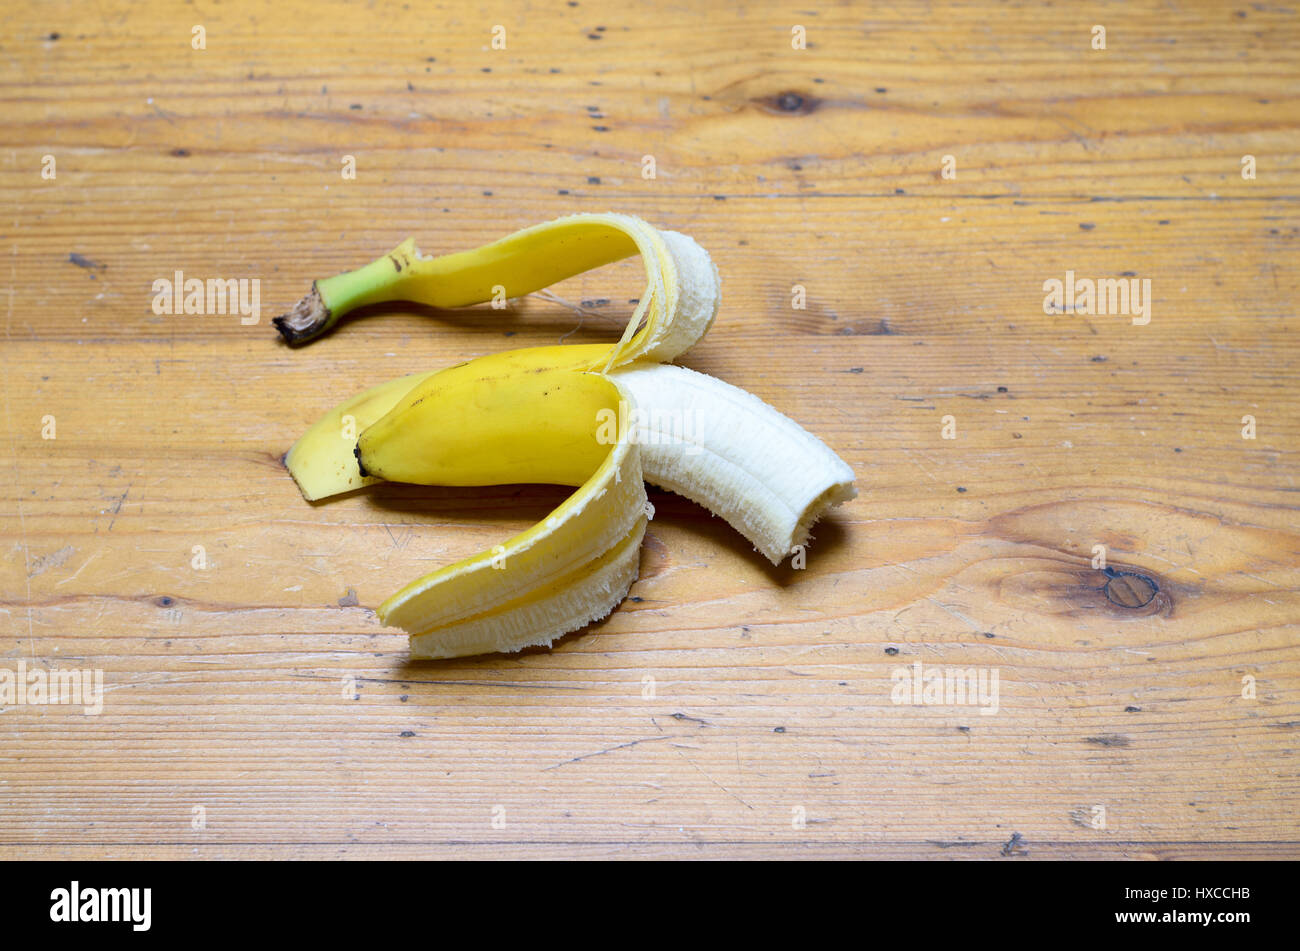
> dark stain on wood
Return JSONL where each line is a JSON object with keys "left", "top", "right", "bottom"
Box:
{"left": 68, "top": 252, "right": 104, "bottom": 269}
{"left": 1087, "top": 734, "right": 1132, "bottom": 747}
{"left": 755, "top": 91, "right": 819, "bottom": 116}
{"left": 1000, "top": 831, "right": 1028, "bottom": 856}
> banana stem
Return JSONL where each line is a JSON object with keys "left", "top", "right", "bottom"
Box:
{"left": 273, "top": 239, "right": 418, "bottom": 345}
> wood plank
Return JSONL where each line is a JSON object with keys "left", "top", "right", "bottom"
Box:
{"left": 0, "top": 0, "right": 1297, "bottom": 859}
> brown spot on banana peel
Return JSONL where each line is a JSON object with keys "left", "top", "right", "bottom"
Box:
{"left": 389, "top": 243, "right": 418, "bottom": 273}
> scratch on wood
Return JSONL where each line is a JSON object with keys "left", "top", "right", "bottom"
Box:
{"left": 543, "top": 735, "right": 672, "bottom": 771}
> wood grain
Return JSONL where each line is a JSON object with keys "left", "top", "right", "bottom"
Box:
{"left": 1, "top": 0, "right": 1297, "bottom": 860}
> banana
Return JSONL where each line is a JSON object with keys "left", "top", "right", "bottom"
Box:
{"left": 278, "top": 214, "right": 856, "bottom": 659}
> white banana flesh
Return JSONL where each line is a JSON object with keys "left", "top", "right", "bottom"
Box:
{"left": 608, "top": 363, "right": 857, "bottom": 564}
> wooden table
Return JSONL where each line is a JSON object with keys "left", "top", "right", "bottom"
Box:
{"left": 2, "top": 0, "right": 1296, "bottom": 860}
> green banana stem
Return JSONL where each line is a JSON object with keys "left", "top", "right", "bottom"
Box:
{"left": 273, "top": 238, "right": 420, "bottom": 345}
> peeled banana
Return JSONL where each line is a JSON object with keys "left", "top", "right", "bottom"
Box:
{"left": 279, "top": 213, "right": 856, "bottom": 659}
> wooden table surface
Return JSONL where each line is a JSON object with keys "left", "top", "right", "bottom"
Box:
{"left": 2, "top": 0, "right": 1297, "bottom": 860}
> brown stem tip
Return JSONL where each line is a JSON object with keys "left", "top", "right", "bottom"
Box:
{"left": 353, "top": 445, "right": 369, "bottom": 478}
{"left": 272, "top": 282, "right": 331, "bottom": 345}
